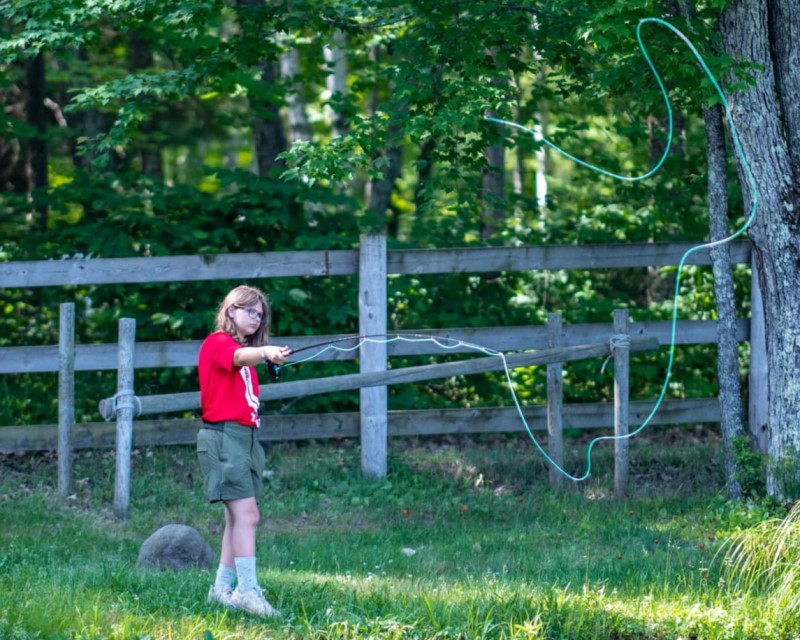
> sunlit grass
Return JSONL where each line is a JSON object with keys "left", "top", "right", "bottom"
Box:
{"left": 1, "top": 430, "right": 796, "bottom": 639}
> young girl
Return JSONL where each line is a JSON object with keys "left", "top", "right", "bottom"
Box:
{"left": 197, "top": 285, "right": 290, "bottom": 617}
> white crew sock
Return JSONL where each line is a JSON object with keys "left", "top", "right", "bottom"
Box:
{"left": 234, "top": 556, "right": 259, "bottom": 592}
{"left": 214, "top": 563, "right": 237, "bottom": 591}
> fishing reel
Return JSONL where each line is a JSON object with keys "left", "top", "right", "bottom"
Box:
{"left": 267, "top": 361, "right": 282, "bottom": 381}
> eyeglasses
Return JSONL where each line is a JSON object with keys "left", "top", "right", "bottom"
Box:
{"left": 235, "top": 306, "right": 264, "bottom": 322}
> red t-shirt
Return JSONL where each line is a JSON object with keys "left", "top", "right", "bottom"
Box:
{"left": 198, "top": 331, "right": 261, "bottom": 428}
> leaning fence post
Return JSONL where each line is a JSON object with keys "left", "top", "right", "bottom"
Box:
{"left": 359, "top": 233, "right": 387, "bottom": 478}
{"left": 546, "top": 312, "right": 564, "bottom": 490}
{"left": 613, "top": 308, "right": 630, "bottom": 498}
{"left": 58, "top": 302, "right": 75, "bottom": 497}
{"left": 114, "top": 318, "right": 137, "bottom": 520}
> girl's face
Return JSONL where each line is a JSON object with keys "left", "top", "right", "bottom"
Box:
{"left": 228, "top": 303, "right": 264, "bottom": 339}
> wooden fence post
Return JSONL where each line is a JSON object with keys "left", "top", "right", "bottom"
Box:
{"left": 114, "top": 318, "right": 137, "bottom": 520}
{"left": 546, "top": 312, "right": 564, "bottom": 490}
{"left": 613, "top": 308, "right": 630, "bottom": 498}
{"left": 58, "top": 302, "right": 75, "bottom": 497}
{"left": 359, "top": 234, "right": 387, "bottom": 478}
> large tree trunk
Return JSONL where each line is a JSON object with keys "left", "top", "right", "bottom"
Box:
{"left": 704, "top": 102, "right": 745, "bottom": 500}
{"left": 719, "top": 0, "right": 800, "bottom": 497}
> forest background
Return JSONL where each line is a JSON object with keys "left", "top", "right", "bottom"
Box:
{"left": 0, "top": 0, "right": 751, "bottom": 462}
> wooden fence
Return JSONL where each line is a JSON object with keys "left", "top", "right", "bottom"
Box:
{"left": 0, "top": 236, "right": 758, "bottom": 517}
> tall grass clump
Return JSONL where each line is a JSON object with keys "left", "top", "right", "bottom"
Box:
{"left": 718, "top": 501, "right": 800, "bottom": 630}
{"left": 720, "top": 502, "right": 800, "bottom": 597}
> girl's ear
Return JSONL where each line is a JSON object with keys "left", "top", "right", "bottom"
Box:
{"left": 226, "top": 306, "right": 235, "bottom": 318}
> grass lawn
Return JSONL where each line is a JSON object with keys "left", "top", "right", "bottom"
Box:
{"left": 0, "top": 427, "right": 793, "bottom": 639}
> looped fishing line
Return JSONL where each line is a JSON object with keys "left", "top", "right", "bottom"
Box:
{"left": 285, "top": 333, "right": 502, "bottom": 368}
{"left": 280, "top": 332, "right": 636, "bottom": 480}
{"left": 483, "top": 17, "right": 759, "bottom": 481}
{"left": 279, "top": 18, "right": 759, "bottom": 482}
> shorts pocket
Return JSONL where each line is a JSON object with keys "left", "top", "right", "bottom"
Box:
{"left": 220, "top": 430, "right": 249, "bottom": 487}
{"left": 196, "top": 434, "right": 211, "bottom": 473}
{"left": 197, "top": 430, "right": 222, "bottom": 501}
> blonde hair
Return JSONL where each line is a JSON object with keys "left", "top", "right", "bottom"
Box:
{"left": 214, "top": 285, "right": 271, "bottom": 347}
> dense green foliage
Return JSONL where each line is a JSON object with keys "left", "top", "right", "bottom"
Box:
{"left": 2, "top": 432, "right": 797, "bottom": 639}
{"left": 1, "top": 0, "right": 749, "bottom": 427}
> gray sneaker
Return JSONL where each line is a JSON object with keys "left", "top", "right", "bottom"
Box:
{"left": 230, "top": 586, "right": 280, "bottom": 617}
{"left": 207, "top": 584, "right": 235, "bottom": 608}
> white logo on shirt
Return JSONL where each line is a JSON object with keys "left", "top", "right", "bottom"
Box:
{"left": 240, "top": 366, "right": 261, "bottom": 428}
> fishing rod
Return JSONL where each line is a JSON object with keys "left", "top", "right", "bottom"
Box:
{"left": 266, "top": 332, "right": 502, "bottom": 380}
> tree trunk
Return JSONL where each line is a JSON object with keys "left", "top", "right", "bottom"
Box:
{"left": 480, "top": 47, "right": 509, "bottom": 242}
{"left": 367, "top": 132, "right": 403, "bottom": 236}
{"left": 130, "top": 31, "right": 163, "bottom": 180}
{"left": 704, "top": 102, "right": 744, "bottom": 500}
{"left": 26, "top": 52, "right": 49, "bottom": 231}
{"left": 324, "top": 30, "right": 349, "bottom": 138}
{"left": 481, "top": 113, "right": 505, "bottom": 242}
{"left": 414, "top": 139, "right": 435, "bottom": 210}
{"left": 252, "top": 60, "right": 288, "bottom": 177}
{"left": 280, "top": 44, "right": 311, "bottom": 144}
{"left": 645, "top": 109, "right": 685, "bottom": 305}
{"left": 365, "top": 53, "right": 403, "bottom": 233}
{"left": 365, "top": 46, "right": 403, "bottom": 236}
{"left": 534, "top": 109, "right": 548, "bottom": 214}
{"left": 66, "top": 47, "right": 104, "bottom": 172}
{"left": 768, "top": 0, "right": 800, "bottom": 180}
{"left": 511, "top": 72, "right": 527, "bottom": 202}
{"left": 719, "top": 0, "right": 800, "bottom": 497}
{"left": 235, "top": 0, "right": 287, "bottom": 177}
{"left": 0, "top": 67, "right": 29, "bottom": 194}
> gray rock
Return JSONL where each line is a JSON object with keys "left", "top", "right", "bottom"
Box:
{"left": 137, "top": 524, "right": 215, "bottom": 571}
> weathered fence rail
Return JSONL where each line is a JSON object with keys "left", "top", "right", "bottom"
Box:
{"left": 97, "top": 337, "right": 660, "bottom": 419}
{"left": 0, "top": 241, "right": 751, "bottom": 288}
{"left": 0, "top": 319, "right": 749, "bottom": 374}
{"left": 1, "top": 399, "right": 719, "bottom": 453}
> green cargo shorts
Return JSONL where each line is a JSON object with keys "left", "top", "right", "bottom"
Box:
{"left": 196, "top": 422, "right": 266, "bottom": 503}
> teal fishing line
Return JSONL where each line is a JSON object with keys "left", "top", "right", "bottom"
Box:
{"left": 286, "top": 334, "right": 502, "bottom": 368}
{"left": 279, "top": 18, "right": 759, "bottom": 483}
{"left": 485, "top": 17, "right": 759, "bottom": 481}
